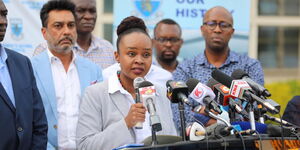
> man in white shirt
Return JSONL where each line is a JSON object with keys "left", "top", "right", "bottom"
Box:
{"left": 31, "top": 1, "right": 102, "bottom": 149}
{"left": 33, "top": 0, "right": 116, "bottom": 69}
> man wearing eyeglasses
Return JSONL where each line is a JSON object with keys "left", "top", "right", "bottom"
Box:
{"left": 172, "top": 6, "right": 264, "bottom": 131}
{"left": 153, "top": 19, "right": 183, "bottom": 72}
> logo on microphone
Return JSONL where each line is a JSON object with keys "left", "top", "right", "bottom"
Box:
{"left": 220, "top": 85, "right": 229, "bottom": 94}
{"left": 193, "top": 88, "right": 203, "bottom": 99}
{"left": 140, "top": 86, "right": 156, "bottom": 95}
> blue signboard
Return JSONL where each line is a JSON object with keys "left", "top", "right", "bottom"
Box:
{"left": 114, "top": 0, "right": 251, "bottom": 60}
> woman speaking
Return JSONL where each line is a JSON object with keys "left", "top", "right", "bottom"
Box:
{"left": 76, "top": 16, "right": 177, "bottom": 150}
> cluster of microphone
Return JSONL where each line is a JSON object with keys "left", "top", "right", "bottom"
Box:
{"left": 133, "top": 69, "right": 298, "bottom": 143}
{"left": 165, "top": 69, "right": 299, "bottom": 141}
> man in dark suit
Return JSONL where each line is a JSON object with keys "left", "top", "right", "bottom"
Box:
{"left": 282, "top": 96, "right": 300, "bottom": 127}
{"left": 0, "top": 1, "right": 48, "bottom": 149}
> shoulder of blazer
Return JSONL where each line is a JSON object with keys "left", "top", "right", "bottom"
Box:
{"left": 87, "top": 80, "right": 108, "bottom": 93}
{"left": 5, "top": 48, "right": 29, "bottom": 61}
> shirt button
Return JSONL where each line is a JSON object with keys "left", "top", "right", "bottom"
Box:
{"left": 53, "top": 125, "right": 57, "bottom": 129}
{"left": 17, "top": 127, "right": 23, "bottom": 132}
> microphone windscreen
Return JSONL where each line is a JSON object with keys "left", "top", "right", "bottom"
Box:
{"left": 206, "top": 78, "right": 220, "bottom": 89}
{"left": 138, "top": 81, "right": 153, "bottom": 88}
{"left": 231, "top": 69, "right": 249, "bottom": 79}
{"left": 211, "top": 69, "right": 233, "bottom": 88}
{"left": 133, "top": 77, "right": 145, "bottom": 89}
{"left": 231, "top": 121, "right": 267, "bottom": 134}
{"left": 186, "top": 78, "right": 200, "bottom": 93}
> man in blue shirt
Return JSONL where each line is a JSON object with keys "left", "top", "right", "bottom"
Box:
{"left": 0, "top": 0, "right": 48, "bottom": 149}
{"left": 172, "top": 6, "right": 264, "bottom": 131}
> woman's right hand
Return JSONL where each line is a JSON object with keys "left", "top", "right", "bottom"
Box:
{"left": 125, "top": 103, "right": 146, "bottom": 128}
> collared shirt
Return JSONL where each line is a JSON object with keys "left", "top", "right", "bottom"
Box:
{"left": 0, "top": 44, "right": 15, "bottom": 106}
{"left": 172, "top": 50, "right": 265, "bottom": 130}
{"left": 33, "top": 35, "right": 116, "bottom": 69}
{"left": 47, "top": 50, "right": 81, "bottom": 150}
{"left": 108, "top": 72, "right": 151, "bottom": 144}
{"left": 103, "top": 63, "right": 172, "bottom": 88}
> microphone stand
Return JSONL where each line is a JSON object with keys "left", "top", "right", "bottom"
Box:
{"left": 205, "top": 108, "right": 234, "bottom": 135}
{"left": 248, "top": 103, "right": 256, "bottom": 131}
{"left": 257, "top": 104, "right": 265, "bottom": 124}
{"left": 228, "top": 98, "right": 238, "bottom": 122}
{"left": 178, "top": 101, "right": 187, "bottom": 141}
{"left": 244, "top": 94, "right": 257, "bottom": 131}
{"left": 205, "top": 108, "right": 231, "bottom": 127}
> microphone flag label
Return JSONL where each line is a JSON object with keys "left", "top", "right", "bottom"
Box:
{"left": 139, "top": 86, "right": 156, "bottom": 104}
{"left": 229, "top": 80, "right": 251, "bottom": 98}
{"left": 189, "top": 83, "right": 215, "bottom": 105}
{"left": 139, "top": 86, "right": 156, "bottom": 95}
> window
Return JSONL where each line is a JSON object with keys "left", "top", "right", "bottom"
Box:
{"left": 258, "top": 26, "right": 299, "bottom": 68}
{"left": 104, "top": 0, "right": 113, "bottom": 13}
{"left": 259, "top": 0, "right": 300, "bottom": 16}
{"left": 104, "top": 23, "right": 113, "bottom": 43}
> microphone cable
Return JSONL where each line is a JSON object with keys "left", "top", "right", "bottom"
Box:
{"left": 218, "top": 134, "right": 227, "bottom": 150}
{"left": 233, "top": 128, "right": 246, "bottom": 150}
{"left": 254, "top": 130, "right": 263, "bottom": 150}
{"left": 278, "top": 113, "right": 285, "bottom": 150}
{"left": 192, "top": 115, "right": 209, "bottom": 150}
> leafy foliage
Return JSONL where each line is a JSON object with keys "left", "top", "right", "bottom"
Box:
{"left": 265, "top": 80, "right": 300, "bottom": 116}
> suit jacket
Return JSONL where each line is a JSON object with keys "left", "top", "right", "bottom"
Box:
{"left": 282, "top": 96, "right": 300, "bottom": 127}
{"left": 31, "top": 51, "right": 103, "bottom": 149}
{"left": 0, "top": 48, "right": 48, "bottom": 150}
{"left": 76, "top": 80, "right": 177, "bottom": 150}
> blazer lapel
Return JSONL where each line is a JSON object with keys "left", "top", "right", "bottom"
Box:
{"left": 3, "top": 53, "right": 20, "bottom": 113}
{"left": 110, "top": 92, "right": 130, "bottom": 118}
{"left": 75, "top": 57, "right": 90, "bottom": 94}
{"left": 33, "top": 52, "right": 58, "bottom": 119}
{"left": 0, "top": 83, "right": 15, "bottom": 113}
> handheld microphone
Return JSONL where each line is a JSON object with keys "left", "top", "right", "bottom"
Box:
{"left": 267, "top": 124, "right": 296, "bottom": 137}
{"left": 166, "top": 80, "right": 191, "bottom": 106}
{"left": 231, "top": 69, "right": 271, "bottom": 97}
{"left": 228, "top": 98, "right": 248, "bottom": 117}
{"left": 205, "top": 123, "right": 233, "bottom": 139}
{"left": 207, "top": 78, "right": 246, "bottom": 114}
{"left": 264, "top": 114, "right": 294, "bottom": 127}
{"left": 186, "top": 122, "right": 206, "bottom": 141}
{"left": 211, "top": 69, "right": 279, "bottom": 114}
{"left": 134, "top": 77, "right": 145, "bottom": 103}
{"left": 235, "top": 129, "right": 256, "bottom": 136}
{"left": 133, "top": 77, "right": 145, "bottom": 129}
{"left": 265, "top": 99, "right": 281, "bottom": 114}
{"left": 186, "top": 78, "right": 222, "bottom": 114}
{"left": 138, "top": 81, "right": 162, "bottom": 131}
{"left": 206, "top": 78, "right": 231, "bottom": 106}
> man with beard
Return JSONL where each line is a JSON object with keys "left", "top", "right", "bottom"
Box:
{"left": 172, "top": 6, "right": 264, "bottom": 131}
{"left": 0, "top": 1, "right": 47, "bottom": 149}
{"left": 153, "top": 19, "right": 183, "bottom": 72}
{"left": 31, "top": 1, "right": 102, "bottom": 149}
{"left": 33, "top": 0, "right": 116, "bottom": 69}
